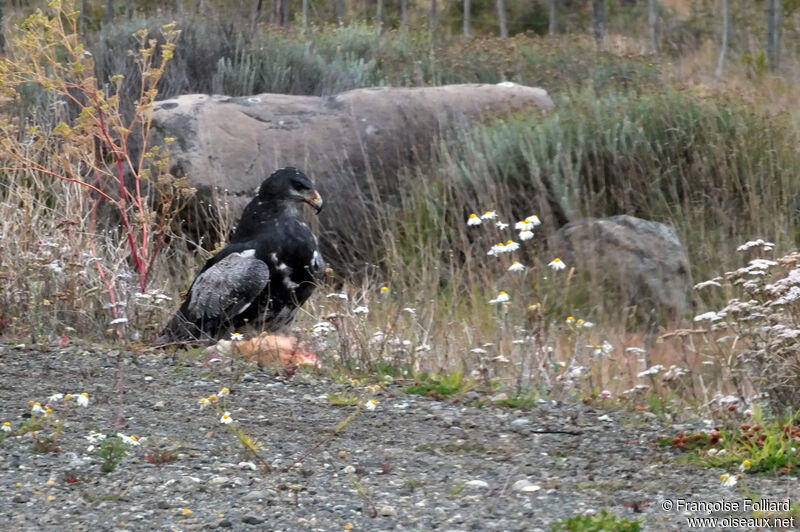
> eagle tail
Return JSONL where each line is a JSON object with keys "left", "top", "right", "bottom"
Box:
{"left": 155, "top": 311, "right": 214, "bottom": 347}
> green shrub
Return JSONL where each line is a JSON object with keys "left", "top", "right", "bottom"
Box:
{"left": 441, "top": 88, "right": 800, "bottom": 299}
{"left": 89, "top": 18, "right": 660, "bottom": 106}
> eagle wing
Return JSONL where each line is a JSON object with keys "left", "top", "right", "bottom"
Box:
{"left": 185, "top": 249, "right": 270, "bottom": 322}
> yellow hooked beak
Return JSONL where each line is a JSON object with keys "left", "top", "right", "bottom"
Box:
{"left": 306, "top": 190, "right": 323, "bottom": 214}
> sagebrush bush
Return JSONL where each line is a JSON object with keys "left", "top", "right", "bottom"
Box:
{"left": 88, "top": 18, "right": 660, "bottom": 108}
{"left": 439, "top": 89, "right": 800, "bottom": 301}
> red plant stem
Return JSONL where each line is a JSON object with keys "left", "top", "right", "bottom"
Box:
{"left": 122, "top": 136, "right": 149, "bottom": 271}
{"left": 283, "top": 406, "right": 362, "bottom": 472}
{"left": 88, "top": 195, "right": 119, "bottom": 320}
{"left": 145, "top": 218, "right": 169, "bottom": 286}
{"left": 283, "top": 437, "right": 328, "bottom": 473}
{"left": 4, "top": 163, "right": 117, "bottom": 203}
{"left": 95, "top": 105, "right": 146, "bottom": 292}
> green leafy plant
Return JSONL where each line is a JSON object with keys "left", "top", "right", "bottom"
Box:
{"left": 94, "top": 436, "right": 131, "bottom": 473}
{"left": 660, "top": 415, "right": 800, "bottom": 475}
{"left": 551, "top": 509, "right": 642, "bottom": 532}
{"left": 491, "top": 392, "right": 539, "bottom": 409}
{"left": 404, "top": 371, "right": 473, "bottom": 399}
{"left": 31, "top": 424, "right": 63, "bottom": 454}
{"left": 327, "top": 391, "right": 361, "bottom": 406}
{"left": 144, "top": 448, "right": 179, "bottom": 466}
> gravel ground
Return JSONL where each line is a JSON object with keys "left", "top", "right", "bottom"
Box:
{"left": 1, "top": 341, "right": 798, "bottom": 531}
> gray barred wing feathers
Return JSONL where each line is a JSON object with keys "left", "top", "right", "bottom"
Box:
{"left": 185, "top": 250, "right": 270, "bottom": 322}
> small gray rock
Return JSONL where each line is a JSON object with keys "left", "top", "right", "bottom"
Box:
{"left": 379, "top": 505, "right": 397, "bottom": 516}
{"left": 511, "top": 479, "right": 542, "bottom": 493}
{"left": 242, "top": 490, "right": 271, "bottom": 502}
{"left": 242, "top": 515, "right": 265, "bottom": 525}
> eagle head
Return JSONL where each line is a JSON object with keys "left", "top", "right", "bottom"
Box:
{"left": 258, "top": 167, "right": 323, "bottom": 214}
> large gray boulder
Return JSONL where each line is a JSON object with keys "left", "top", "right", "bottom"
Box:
{"left": 552, "top": 215, "right": 692, "bottom": 321}
{"left": 152, "top": 83, "right": 552, "bottom": 194}
{"left": 150, "top": 83, "right": 552, "bottom": 267}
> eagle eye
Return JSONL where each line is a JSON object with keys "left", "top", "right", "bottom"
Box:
{"left": 292, "top": 180, "right": 311, "bottom": 191}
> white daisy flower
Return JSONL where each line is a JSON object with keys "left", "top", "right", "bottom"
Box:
{"left": 519, "top": 230, "right": 534, "bottom": 241}
{"left": 76, "top": 393, "right": 89, "bottom": 407}
{"left": 496, "top": 221, "right": 509, "bottom": 230}
{"left": 508, "top": 261, "right": 525, "bottom": 272}
{"left": 592, "top": 341, "right": 613, "bottom": 356}
{"left": 487, "top": 243, "right": 506, "bottom": 256}
{"left": 364, "top": 399, "right": 377, "bottom": 411}
{"left": 48, "top": 393, "right": 64, "bottom": 403}
{"left": 31, "top": 402, "right": 46, "bottom": 415}
{"left": 230, "top": 332, "right": 244, "bottom": 341}
{"left": 720, "top": 474, "right": 737, "bottom": 487}
{"left": 467, "top": 213, "right": 482, "bottom": 226}
{"left": 220, "top": 412, "right": 234, "bottom": 424}
{"left": 489, "top": 291, "right": 510, "bottom": 304}
{"left": 515, "top": 219, "right": 533, "bottom": 231}
{"left": 86, "top": 432, "right": 107, "bottom": 444}
{"left": 527, "top": 215, "right": 542, "bottom": 227}
{"left": 504, "top": 240, "right": 520, "bottom": 252}
{"left": 480, "top": 211, "right": 497, "bottom": 220}
{"left": 116, "top": 433, "right": 140, "bottom": 446}
{"left": 1, "top": 422, "right": 11, "bottom": 433}
{"left": 548, "top": 258, "right": 566, "bottom": 271}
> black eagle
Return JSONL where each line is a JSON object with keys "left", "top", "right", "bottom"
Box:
{"left": 156, "top": 167, "right": 324, "bottom": 345}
